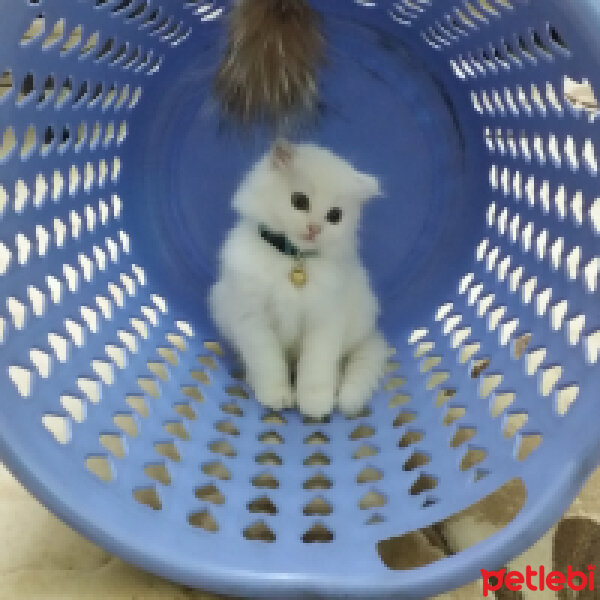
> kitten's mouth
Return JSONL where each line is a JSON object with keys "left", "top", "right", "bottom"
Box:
{"left": 300, "top": 232, "right": 319, "bottom": 242}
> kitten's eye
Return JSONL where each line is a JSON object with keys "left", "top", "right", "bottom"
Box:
{"left": 326, "top": 207, "right": 342, "bottom": 224}
{"left": 291, "top": 192, "right": 309, "bottom": 211}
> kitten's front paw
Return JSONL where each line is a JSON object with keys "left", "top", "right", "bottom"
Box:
{"left": 337, "top": 382, "right": 371, "bottom": 417}
{"left": 296, "top": 384, "right": 335, "bottom": 419}
{"left": 254, "top": 380, "right": 294, "bottom": 411}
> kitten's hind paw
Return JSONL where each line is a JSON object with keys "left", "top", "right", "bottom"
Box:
{"left": 296, "top": 386, "right": 335, "bottom": 419}
{"left": 336, "top": 383, "right": 371, "bottom": 417}
{"left": 254, "top": 381, "right": 294, "bottom": 412}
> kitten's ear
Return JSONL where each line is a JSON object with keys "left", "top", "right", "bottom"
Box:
{"left": 355, "top": 172, "right": 382, "bottom": 202}
{"left": 271, "top": 139, "right": 294, "bottom": 170}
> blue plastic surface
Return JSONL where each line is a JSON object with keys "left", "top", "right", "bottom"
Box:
{"left": 0, "top": 0, "right": 599, "bottom": 598}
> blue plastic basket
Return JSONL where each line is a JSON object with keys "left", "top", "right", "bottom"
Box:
{"left": 0, "top": 0, "right": 599, "bottom": 597}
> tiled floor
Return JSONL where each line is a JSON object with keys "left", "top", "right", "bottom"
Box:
{"left": 0, "top": 464, "right": 597, "bottom": 600}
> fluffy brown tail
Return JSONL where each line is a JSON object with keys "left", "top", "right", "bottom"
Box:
{"left": 214, "top": 0, "right": 325, "bottom": 130}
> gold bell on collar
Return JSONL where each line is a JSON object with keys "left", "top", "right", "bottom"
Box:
{"left": 290, "top": 263, "right": 308, "bottom": 288}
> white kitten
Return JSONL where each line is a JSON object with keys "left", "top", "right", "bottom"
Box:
{"left": 209, "top": 140, "right": 388, "bottom": 418}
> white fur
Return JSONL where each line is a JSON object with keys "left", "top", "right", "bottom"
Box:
{"left": 209, "top": 141, "right": 388, "bottom": 417}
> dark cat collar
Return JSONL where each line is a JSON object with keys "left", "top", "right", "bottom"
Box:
{"left": 259, "top": 225, "right": 319, "bottom": 259}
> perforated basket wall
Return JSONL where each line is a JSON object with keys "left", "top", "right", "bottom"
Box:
{"left": 1, "top": 0, "right": 600, "bottom": 598}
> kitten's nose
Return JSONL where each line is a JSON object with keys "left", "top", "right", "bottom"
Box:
{"left": 307, "top": 223, "right": 322, "bottom": 239}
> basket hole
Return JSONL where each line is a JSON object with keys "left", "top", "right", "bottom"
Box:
{"left": 86, "top": 455, "right": 113, "bottom": 482}
{"left": 43, "top": 18, "right": 64, "bottom": 49}
{"left": 21, "top": 125, "right": 37, "bottom": 160}
{"left": 43, "top": 414, "right": 70, "bottom": 444}
{"left": 450, "top": 425, "right": 476, "bottom": 448}
{"left": 443, "top": 406, "right": 465, "bottom": 426}
{"left": 548, "top": 24, "right": 568, "bottom": 52}
{"left": 225, "top": 385, "right": 248, "bottom": 399}
{"left": 0, "top": 127, "right": 16, "bottom": 161}
{"left": 378, "top": 478, "right": 526, "bottom": 570}
{"left": 303, "top": 497, "right": 332, "bottom": 516}
{"left": 164, "top": 421, "right": 189, "bottom": 441}
{"left": 21, "top": 14, "right": 45, "bottom": 45}
{"left": 517, "top": 433, "right": 542, "bottom": 461}
{"left": 460, "top": 447, "right": 487, "bottom": 471}
{"left": 181, "top": 385, "right": 202, "bottom": 402}
{"left": 215, "top": 420, "right": 239, "bottom": 436}
{"left": 303, "top": 474, "right": 332, "bottom": 491}
{"left": 304, "top": 452, "right": 330, "bottom": 467}
{"left": 188, "top": 510, "right": 218, "bottom": 532}
{"left": 459, "top": 343, "right": 480, "bottom": 365}
{"left": 303, "top": 415, "right": 331, "bottom": 425}
{"left": 540, "top": 365, "right": 562, "bottom": 397}
{"left": 556, "top": 384, "right": 579, "bottom": 416}
{"left": 62, "top": 25, "right": 82, "bottom": 54}
{"left": 155, "top": 441, "right": 180, "bottom": 462}
{"left": 427, "top": 371, "right": 449, "bottom": 390}
{"left": 147, "top": 361, "right": 168, "bottom": 382}
{"left": 157, "top": 347, "right": 177, "bottom": 366}
{"left": 435, "top": 388, "right": 456, "bottom": 408}
{"left": 513, "top": 333, "right": 532, "bottom": 359}
{"left": 190, "top": 370, "right": 209, "bottom": 384}
{"left": 304, "top": 431, "right": 329, "bottom": 445}
{"left": 248, "top": 496, "right": 277, "bottom": 515}
{"left": 198, "top": 355, "right": 217, "bottom": 370}
{"left": 357, "top": 467, "right": 382, "bottom": 484}
{"left": 410, "top": 474, "right": 437, "bottom": 495}
{"left": 252, "top": 473, "right": 279, "bottom": 489}
{"left": 244, "top": 521, "right": 275, "bottom": 543}
{"left": 144, "top": 463, "right": 171, "bottom": 485}
{"left": 398, "top": 430, "right": 424, "bottom": 448}
{"left": 202, "top": 461, "right": 230, "bottom": 481}
{"left": 112, "top": 0, "right": 134, "bottom": 14}
{"left": 503, "top": 413, "right": 528, "bottom": 438}
{"left": 564, "top": 76, "right": 599, "bottom": 120}
{"left": 195, "top": 484, "right": 224, "bottom": 505}
{"left": 204, "top": 340, "right": 223, "bottom": 355}
{"left": 302, "top": 523, "right": 334, "bottom": 544}
{"left": 222, "top": 401, "right": 242, "bottom": 416}
{"left": 17, "top": 73, "right": 35, "bottom": 105}
{"left": 403, "top": 452, "right": 430, "bottom": 471}
{"left": 114, "top": 413, "right": 138, "bottom": 437}
{"left": 349, "top": 425, "right": 375, "bottom": 440}
{"left": 393, "top": 411, "right": 417, "bottom": 428}
{"left": 389, "top": 393, "right": 411, "bottom": 408}
{"left": 470, "top": 357, "right": 490, "bottom": 379}
{"left": 126, "top": 395, "right": 147, "bottom": 417}
{"left": 360, "top": 491, "right": 386, "bottom": 510}
{"left": 385, "top": 377, "right": 405, "bottom": 391}
{"left": 96, "top": 38, "right": 114, "bottom": 62}
{"left": 165, "top": 332, "right": 186, "bottom": 353}
{"left": 100, "top": 433, "right": 125, "bottom": 458}
{"left": 56, "top": 78, "right": 73, "bottom": 109}
{"left": 526, "top": 347, "right": 547, "bottom": 376}
{"left": 414, "top": 341, "right": 434, "bottom": 358}
{"left": 209, "top": 440, "right": 236, "bottom": 458}
{"left": 480, "top": 373, "right": 502, "bottom": 398}
{"left": 256, "top": 452, "right": 282, "bottom": 466}
{"left": 259, "top": 412, "right": 285, "bottom": 426}
{"left": 174, "top": 403, "right": 196, "bottom": 420}
{"left": 61, "top": 395, "right": 85, "bottom": 423}
{"left": 88, "top": 82, "right": 103, "bottom": 108}
{"left": 353, "top": 444, "right": 378, "bottom": 460}
{"left": 258, "top": 431, "right": 283, "bottom": 445}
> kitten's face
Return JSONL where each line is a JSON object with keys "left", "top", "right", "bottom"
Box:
{"left": 235, "top": 141, "right": 381, "bottom": 255}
